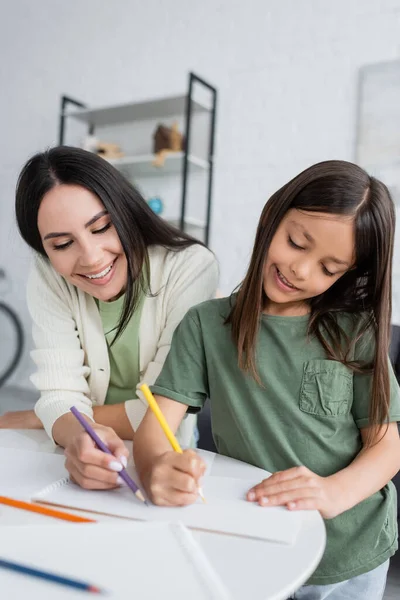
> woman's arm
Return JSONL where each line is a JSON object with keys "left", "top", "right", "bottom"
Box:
{"left": 93, "top": 404, "right": 134, "bottom": 439}
{"left": 134, "top": 394, "right": 206, "bottom": 505}
{"left": 27, "top": 257, "right": 95, "bottom": 442}
{"left": 0, "top": 404, "right": 134, "bottom": 440}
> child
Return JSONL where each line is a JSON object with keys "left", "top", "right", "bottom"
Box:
{"left": 134, "top": 160, "right": 400, "bottom": 599}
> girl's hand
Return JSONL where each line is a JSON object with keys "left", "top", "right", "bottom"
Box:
{"left": 247, "top": 465, "right": 342, "bottom": 519}
{"left": 0, "top": 409, "right": 43, "bottom": 429}
{"left": 143, "top": 449, "right": 206, "bottom": 506}
{"left": 64, "top": 423, "right": 129, "bottom": 490}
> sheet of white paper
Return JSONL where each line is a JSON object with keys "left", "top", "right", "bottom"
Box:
{"left": 33, "top": 471, "right": 302, "bottom": 545}
{"left": 0, "top": 522, "right": 231, "bottom": 599}
{"left": 195, "top": 448, "right": 216, "bottom": 475}
{"left": 0, "top": 448, "right": 67, "bottom": 499}
{"left": 0, "top": 430, "right": 60, "bottom": 453}
{"left": 209, "top": 451, "right": 269, "bottom": 480}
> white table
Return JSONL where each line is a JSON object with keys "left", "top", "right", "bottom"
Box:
{"left": 0, "top": 430, "right": 326, "bottom": 600}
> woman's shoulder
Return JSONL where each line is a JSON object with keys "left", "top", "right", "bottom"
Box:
{"left": 147, "top": 244, "right": 218, "bottom": 291}
{"left": 148, "top": 243, "right": 216, "bottom": 268}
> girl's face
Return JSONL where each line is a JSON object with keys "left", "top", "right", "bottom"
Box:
{"left": 263, "top": 209, "right": 355, "bottom": 316}
{"left": 38, "top": 184, "right": 128, "bottom": 302}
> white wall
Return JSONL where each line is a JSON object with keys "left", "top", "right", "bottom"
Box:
{"left": 1, "top": 0, "right": 400, "bottom": 388}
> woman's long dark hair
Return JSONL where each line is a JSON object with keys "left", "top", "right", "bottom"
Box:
{"left": 15, "top": 146, "right": 202, "bottom": 342}
{"left": 227, "top": 160, "right": 395, "bottom": 446}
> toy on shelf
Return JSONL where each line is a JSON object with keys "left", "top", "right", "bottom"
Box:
{"left": 81, "top": 135, "right": 124, "bottom": 160}
{"left": 147, "top": 197, "right": 164, "bottom": 215}
{"left": 152, "top": 122, "right": 185, "bottom": 167}
{"left": 96, "top": 141, "right": 124, "bottom": 160}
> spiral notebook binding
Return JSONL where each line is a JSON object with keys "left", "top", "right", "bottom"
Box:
{"left": 33, "top": 476, "right": 70, "bottom": 499}
{"left": 171, "top": 523, "right": 232, "bottom": 600}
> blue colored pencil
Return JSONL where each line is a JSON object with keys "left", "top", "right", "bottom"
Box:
{"left": 0, "top": 558, "right": 103, "bottom": 593}
{"left": 70, "top": 406, "right": 147, "bottom": 504}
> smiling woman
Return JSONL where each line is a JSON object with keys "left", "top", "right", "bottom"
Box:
{"left": 4, "top": 146, "right": 218, "bottom": 492}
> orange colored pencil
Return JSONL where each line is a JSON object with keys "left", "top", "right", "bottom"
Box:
{"left": 0, "top": 496, "right": 96, "bottom": 523}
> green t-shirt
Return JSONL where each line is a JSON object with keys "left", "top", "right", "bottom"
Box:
{"left": 152, "top": 296, "right": 400, "bottom": 585}
{"left": 98, "top": 292, "right": 145, "bottom": 405}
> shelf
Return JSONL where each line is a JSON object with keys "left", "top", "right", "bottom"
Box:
{"left": 106, "top": 152, "right": 209, "bottom": 178}
{"left": 65, "top": 95, "right": 211, "bottom": 126}
{"left": 59, "top": 73, "right": 216, "bottom": 246}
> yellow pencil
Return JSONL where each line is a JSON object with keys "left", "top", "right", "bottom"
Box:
{"left": 140, "top": 384, "right": 206, "bottom": 503}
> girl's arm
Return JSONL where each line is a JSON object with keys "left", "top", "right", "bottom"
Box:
{"left": 248, "top": 422, "right": 400, "bottom": 518}
{"left": 327, "top": 422, "right": 400, "bottom": 511}
{"left": 133, "top": 394, "right": 206, "bottom": 505}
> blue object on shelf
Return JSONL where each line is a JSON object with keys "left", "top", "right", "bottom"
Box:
{"left": 147, "top": 197, "right": 164, "bottom": 215}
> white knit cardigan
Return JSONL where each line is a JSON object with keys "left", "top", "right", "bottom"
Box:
{"left": 27, "top": 244, "right": 219, "bottom": 445}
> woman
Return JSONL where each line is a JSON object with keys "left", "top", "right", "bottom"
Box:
{"left": 1, "top": 146, "right": 218, "bottom": 490}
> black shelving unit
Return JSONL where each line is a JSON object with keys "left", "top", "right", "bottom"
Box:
{"left": 58, "top": 72, "right": 217, "bottom": 246}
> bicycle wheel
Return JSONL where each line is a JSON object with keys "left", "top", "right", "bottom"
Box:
{"left": 0, "top": 302, "right": 24, "bottom": 387}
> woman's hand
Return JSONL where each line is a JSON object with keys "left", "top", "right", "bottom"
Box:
{"left": 64, "top": 423, "right": 130, "bottom": 490}
{"left": 0, "top": 409, "right": 43, "bottom": 429}
{"left": 247, "top": 465, "right": 342, "bottom": 519}
{"left": 142, "top": 449, "right": 206, "bottom": 506}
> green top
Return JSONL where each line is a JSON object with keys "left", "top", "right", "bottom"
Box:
{"left": 152, "top": 296, "right": 400, "bottom": 585}
{"left": 98, "top": 292, "right": 145, "bottom": 405}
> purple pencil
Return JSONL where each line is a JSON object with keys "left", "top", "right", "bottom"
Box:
{"left": 70, "top": 406, "right": 147, "bottom": 504}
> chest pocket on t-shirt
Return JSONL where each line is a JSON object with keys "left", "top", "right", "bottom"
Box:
{"left": 299, "top": 359, "right": 353, "bottom": 417}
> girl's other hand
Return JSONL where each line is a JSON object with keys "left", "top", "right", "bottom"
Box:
{"left": 0, "top": 409, "right": 43, "bottom": 429}
{"left": 247, "top": 465, "right": 341, "bottom": 519}
{"left": 144, "top": 449, "right": 206, "bottom": 506}
{"left": 64, "top": 423, "right": 129, "bottom": 490}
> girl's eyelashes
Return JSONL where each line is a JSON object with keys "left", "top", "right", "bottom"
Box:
{"left": 287, "top": 234, "right": 336, "bottom": 277}
{"left": 287, "top": 236, "right": 304, "bottom": 250}
{"left": 322, "top": 265, "right": 335, "bottom": 277}
{"left": 52, "top": 222, "right": 112, "bottom": 251}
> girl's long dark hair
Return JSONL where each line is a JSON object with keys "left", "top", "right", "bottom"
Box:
{"left": 16, "top": 146, "right": 202, "bottom": 342}
{"left": 227, "top": 160, "right": 395, "bottom": 446}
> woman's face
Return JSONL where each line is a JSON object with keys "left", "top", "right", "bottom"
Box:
{"left": 38, "top": 184, "right": 128, "bottom": 302}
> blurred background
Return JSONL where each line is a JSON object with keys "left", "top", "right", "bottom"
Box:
{"left": 0, "top": 0, "right": 399, "bottom": 401}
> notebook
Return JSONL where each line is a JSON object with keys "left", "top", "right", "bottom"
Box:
{"left": 0, "top": 447, "right": 67, "bottom": 499}
{"left": 0, "top": 521, "right": 231, "bottom": 599}
{"left": 32, "top": 469, "right": 303, "bottom": 545}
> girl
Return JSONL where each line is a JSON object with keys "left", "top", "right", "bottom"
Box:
{"left": 1, "top": 146, "right": 218, "bottom": 491}
{"left": 133, "top": 160, "right": 400, "bottom": 599}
